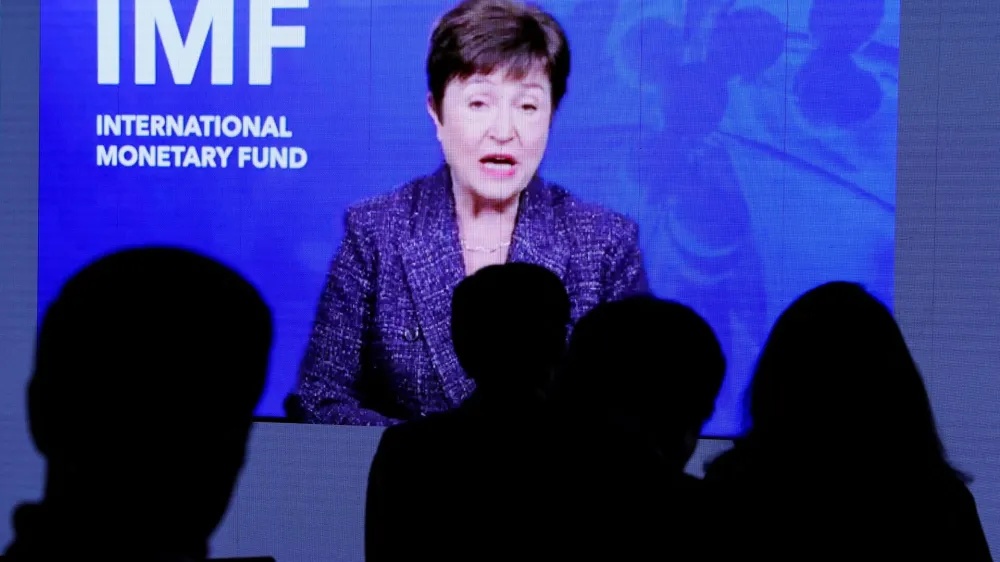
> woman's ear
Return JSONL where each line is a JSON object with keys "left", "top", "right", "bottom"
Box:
{"left": 426, "top": 93, "right": 443, "bottom": 134}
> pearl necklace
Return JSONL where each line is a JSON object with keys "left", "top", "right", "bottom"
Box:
{"left": 460, "top": 238, "right": 511, "bottom": 254}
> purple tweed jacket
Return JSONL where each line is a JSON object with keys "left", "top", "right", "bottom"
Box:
{"left": 293, "top": 165, "right": 648, "bottom": 425}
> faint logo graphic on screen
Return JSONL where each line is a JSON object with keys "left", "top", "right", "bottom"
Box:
{"left": 96, "top": 0, "right": 308, "bottom": 86}
{"left": 795, "top": 0, "right": 887, "bottom": 128}
{"left": 604, "top": 0, "right": 895, "bottom": 432}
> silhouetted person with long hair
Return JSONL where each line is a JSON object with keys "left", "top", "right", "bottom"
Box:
{"left": 365, "top": 263, "right": 570, "bottom": 562}
{"left": 552, "top": 296, "right": 726, "bottom": 560}
{"left": 704, "top": 282, "right": 992, "bottom": 561}
{"left": 4, "top": 248, "right": 274, "bottom": 562}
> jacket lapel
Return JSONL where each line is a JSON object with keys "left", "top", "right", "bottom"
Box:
{"left": 401, "top": 166, "right": 472, "bottom": 408}
{"left": 401, "top": 168, "right": 572, "bottom": 409}
{"left": 509, "top": 176, "right": 570, "bottom": 282}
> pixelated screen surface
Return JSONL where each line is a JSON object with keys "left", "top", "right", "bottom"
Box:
{"left": 38, "top": 0, "right": 897, "bottom": 436}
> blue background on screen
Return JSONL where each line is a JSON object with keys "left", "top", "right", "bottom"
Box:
{"left": 38, "top": 0, "right": 898, "bottom": 436}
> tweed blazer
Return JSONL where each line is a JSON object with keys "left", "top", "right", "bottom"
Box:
{"left": 293, "top": 165, "right": 647, "bottom": 425}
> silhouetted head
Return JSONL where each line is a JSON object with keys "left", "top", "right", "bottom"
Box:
{"left": 28, "top": 247, "right": 272, "bottom": 552}
{"left": 562, "top": 296, "right": 726, "bottom": 466}
{"left": 451, "top": 263, "right": 570, "bottom": 397}
{"left": 746, "top": 282, "right": 956, "bottom": 473}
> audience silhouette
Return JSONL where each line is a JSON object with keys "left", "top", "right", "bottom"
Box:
{"left": 365, "top": 263, "right": 571, "bottom": 562}
{"left": 8, "top": 250, "right": 989, "bottom": 562}
{"left": 704, "top": 281, "right": 993, "bottom": 561}
{"left": 4, "top": 247, "right": 275, "bottom": 562}
{"left": 551, "top": 295, "right": 726, "bottom": 560}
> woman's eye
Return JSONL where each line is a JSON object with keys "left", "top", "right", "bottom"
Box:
{"left": 522, "top": 104, "right": 538, "bottom": 112}
{"left": 469, "top": 100, "right": 487, "bottom": 109}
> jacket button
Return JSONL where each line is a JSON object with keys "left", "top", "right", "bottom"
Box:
{"left": 403, "top": 327, "right": 419, "bottom": 342}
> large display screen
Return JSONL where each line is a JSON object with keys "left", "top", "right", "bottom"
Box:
{"left": 38, "top": 0, "right": 898, "bottom": 436}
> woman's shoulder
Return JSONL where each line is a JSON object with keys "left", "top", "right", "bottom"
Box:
{"left": 345, "top": 175, "right": 432, "bottom": 225}
{"left": 540, "top": 181, "right": 640, "bottom": 239}
{"left": 341, "top": 173, "right": 449, "bottom": 245}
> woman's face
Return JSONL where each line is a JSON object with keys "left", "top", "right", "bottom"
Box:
{"left": 429, "top": 66, "right": 553, "bottom": 203}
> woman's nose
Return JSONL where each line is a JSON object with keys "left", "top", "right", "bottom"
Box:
{"left": 488, "top": 107, "right": 515, "bottom": 142}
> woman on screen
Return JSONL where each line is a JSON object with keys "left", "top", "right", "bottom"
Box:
{"left": 288, "top": 0, "right": 648, "bottom": 426}
{"left": 703, "top": 282, "right": 993, "bottom": 561}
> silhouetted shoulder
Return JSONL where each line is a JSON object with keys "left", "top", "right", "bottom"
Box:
{"left": 703, "top": 445, "right": 750, "bottom": 484}
{"left": 937, "top": 478, "right": 994, "bottom": 560}
{"left": 374, "top": 408, "right": 471, "bottom": 458}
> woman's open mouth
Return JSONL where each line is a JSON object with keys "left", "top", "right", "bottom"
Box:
{"left": 479, "top": 154, "right": 518, "bottom": 179}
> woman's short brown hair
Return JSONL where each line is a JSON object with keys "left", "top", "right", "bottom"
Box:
{"left": 426, "top": 0, "right": 571, "bottom": 119}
